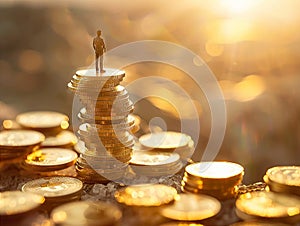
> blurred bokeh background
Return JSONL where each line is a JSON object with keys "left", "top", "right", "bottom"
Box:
{"left": 0, "top": 0, "right": 299, "bottom": 183}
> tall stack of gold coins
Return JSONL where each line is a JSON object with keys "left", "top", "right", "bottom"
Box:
{"left": 181, "top": 161, "right": 244, "bottom": 200}
{"left": 68, "top": 69, "right": 134, "bottom": 183}
{"left": 263, "top": 166, "right": 300, "bottom": 196}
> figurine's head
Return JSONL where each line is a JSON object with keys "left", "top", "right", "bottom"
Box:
{"left": 97, "top": 30, "right": 102, "bottom": 36}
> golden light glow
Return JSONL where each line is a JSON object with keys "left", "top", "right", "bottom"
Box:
{"left": 205, "top": 41, "right": 224, "bottom": 57}
{"left": 220, "top": 0, "right": 260, "bottom": 14}
{"left": 3, "top": 120, "right": 13, "bottom": 129}
{"left": 233, "top": 75, "right": 266, "bottom": 102}
{"left": 60, "top": 120, "right": 69, "bottom": 130}
{"left": 18, "top": 50, "right": 44, "bottom": 73}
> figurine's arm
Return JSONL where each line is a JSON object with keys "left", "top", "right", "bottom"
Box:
{"left": 103, "top": 40, "right": 106, "bottom": 52}
{"left": 92, "top": 38, "right": 96, "bottom": 50}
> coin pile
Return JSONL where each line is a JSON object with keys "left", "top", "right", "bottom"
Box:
{"left": 22, "top": 177, "right": 83, "bottom": 211}
{"left": 21, "top": 148, "right": 78, "bottom": 172}
{"left": 16, "top": 111, "right": 70, "bottom": 136}
{"left": 0, "top": 191, "right": 45, "bottom": 220}
{"left": 235, "top": 191, "right": 300, "bottom": 224}
{"left": 160, "top": 193, "right": 221, "bottom": 221}
{"left": 68, "top": 68, "right": 134, "bottom": 183}
{"left": 130, "top": 150, "right": 182, "bottom": 177}
{"left": 51, "top": 201, "right": 122, "bottom": 226}
{"left": 0, "top": 130, "right": 45, "bottom": 171}
{"left": 263, "top": 166, "right": 300, "bottom": 196}
{"left": 139, "top": 131, "right": 194, "bottom": 161}
{"left": 181, "top": 161, "right": 244, "bottom": 200}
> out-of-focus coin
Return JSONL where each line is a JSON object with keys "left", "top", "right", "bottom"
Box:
{"left": 130, "top": 151, "right": 180, "bottom": 166}
{"left": 160, "top": 193, "right": 221, "bottom": 221}
{"left": 76, "top": 68, "right": 125, "bottom": 78}
{"left": 159, "top": 223, "right": 204, "bottom": 226}
{"left": 139, "top": 132, "right": 191, "bottom": 150}
{"left": 41, "top": 131, "right": 78, "bottom": 148}
{"left": 51, "top": 201, "right": 122, "bottom": 226}
{"left": 16, "top": 111, "right": 69, "bottom": 129}
{"left": 185, "top": 161, "right": 244, "bottom": 180}
{"left": 115, "top": 184, "right": 177, "bottom": 207}
{"left": 236, "top": 191, "right": 300, "bottom": 219}
{"left": 0, "top": 130, "right": 45, "bottom": 147}
{"left": 22, "top": 177, "right": 83, "bottom": 199}
{"left": 25, "top": 148, "right": 77, "bottom": 171}
{"left": 0, "top": 191, "right": 44, "bottom": 216}
{"left": 266, "top": 166, "right": 300, "bottom": 187}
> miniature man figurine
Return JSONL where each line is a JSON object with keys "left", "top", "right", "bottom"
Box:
{"left": 93, "top": 30, "right": 106, "bottom": 73}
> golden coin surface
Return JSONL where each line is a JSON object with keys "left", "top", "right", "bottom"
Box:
{"left": 115, "top": 184, "right": 177, "bottom": 207}
{"left": 42, "top": 130, "right": 78, "bottom": 147}
{"left": 236, "top": 191, "right": 300, "bottom": 218}
{"left": 25, "top": 148, "right": 77, "bottom": 168}
{"left": 130, "top": 151, "right": 180, "bottom": 166}
{"left": 266, "top": 166, "right": 300, "bottom": 187}
{"left": 16, "top": 111, "right": 69, "bottom": 129}
{"left": 160, "top": 223, "right": 204, "bottom": 226}
{"left": 139, "top": 132, "right": 191, "bottom": 149}
{"left": 76, "top": 68, "right": 125, "bottom": 78}
{"left": 51, "top": 201, "right": 122, "bottom": 226}
{"left": 230, "top": 221, "right": 290, "bottom": 226}
{"left": 160, "top": 193, "right": 221, "bottom": 221}
{"left": 186, "top": 161, "right": 244, "bottom": 179}
{"left": 22, "top": 177, "right": 83, "bottom": 198}
{"left": 0, "top": 130, "right": 45, "bottom": 147}
{"left": 0, "top": 191, "right": 45, "bottom": 216}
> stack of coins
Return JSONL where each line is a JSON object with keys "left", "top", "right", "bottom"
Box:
{"left": 263, "top": 166, "right": 300, "bottom": 196}
{"left": 0, "top": 191, "right": 45, "bottom": 222}
{"left": 181, "top": 161, "right": 244, "bottom": 200}
{"left": 235, "top": 191, "right": 300, "bottom": 224}
{"left": 21, "top": 148, "right": 77, "bottom": 173}
{"left": 22, "top": 177, "right": 83, "bottom": 211}
{"left": 16, "top": 111, "right": 70, "bottom": 136}
{"left": 51, "top": 201, "right": 122, "bottom": 226}
{"left": 67, "top": 68, "right": 134, "bottom": 183}
{"left": 160, "top": 193, "right": 221, "bottom": 221}
{"left": 130, "top": 151, "right": 182, "bottom": 177}
{"left": 139, "top": 131, "right": 194, "bottom": 161}
{"left": 0, "top": 130, "right": 45, "bottom": 171}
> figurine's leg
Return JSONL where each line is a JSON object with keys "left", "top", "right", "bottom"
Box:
{"left": 100, "top": 54, "right": 105, "bottom": 72}
{"left": 95, "top": 53, "right": 99, "bottom": 72}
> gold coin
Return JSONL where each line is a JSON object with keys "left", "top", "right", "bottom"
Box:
{"left": 0, "top": 191, "right": 45, "bottom": 216}
{"left": 25, "top": 148, "right": 77, "bottom": 171}
{"left": 130, "top": 151, "right": 180, "bottom": 166}
{"left": 22, "top": 177, "right": 83, "bottom": 199}
{"left": 266, "top": 166, "right": 300, "bottom": 187}
{"left": 51, "top": 201, "right": 122, "bottom": 226}
{"left": 76, "top": 68, "right": 125, "bottom": 78}
{"left": 185, "top": 161, "right": 244, "bottom": 180}
{"left": 230, "top": 221, "right": 290, "bottom": 226}
{"left": 139, "top": 132, "right": 191, "bottom": 150}
{"left": 115, "top": 184, "right": 177, "bottom": 207}
{"left": 236, "top": 191, "right": 300, "bottom": 218}
{"left": 0, "top": 130, "right": 45, "bottom": 147}
{"left": 160, "top": 193, "right": 221, "bottom": 221}
{"left": 42, "top": 130, "right": 78, "bottom": 148}
{"left": 159, "top": 223, "right": 204, "bottom": 226}
{"left": 16, "top": 111, "right": 69, "bottom": 129}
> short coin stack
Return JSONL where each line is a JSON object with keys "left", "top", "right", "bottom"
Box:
{"left": 0, "top": 130, "right": 45, "bottom": 171}
{"left": 263, "top": 165, "right": 300, "bottom": 196}
{"left": 139, "top": 131, "right": 195, "bottom": 162}
{"left": 22, "top": 177, "right": 83, "bottom": 211}
{"left": 235, "top": 191, "right": 300, "bottom": 224}
{"left": 181, "top": 161, "right": 244, "bottom": 200}
{"left": 68, "top": 68, "right": 134, "bottom": 183}
{"left": 130, "top": 150, "right": 182, "bottom": 177}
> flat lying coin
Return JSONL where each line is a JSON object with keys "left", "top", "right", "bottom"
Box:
{"left": 266, "top": 166, "right": 300, "bottom": 187}
{"left": 22, "top": 177, "right": 83, "bottom": 198}
{"left": 160, "top": 193, "right": 221, "bottom": 221}
{"left": 236, "top": 191, "right": 300, "bottom": 218}
{"left": 0, "top": 130, "right": 45, "bottom": 147}
{"left": 0, "top": 191, "right": 44, "bottom": 216}
{"left": 115, "top": 184, "right": 177, "bottom": 207}
{"left": 51, "top": 201, "right": 122, "bottom": 226}
{"left": 139, "top": 132, "right": 191, "bottom": 150}
{"left": 130, "top": 151, "right": 180, "bottom": 166}
{"left": 16, "top": 111, "right": 69, "bottom": 129}
{"left": 230, "top": 221, "right": 290, "bottom": 226}
{"left": 25, "top": 148, "right": 77, "bottom": 171}
{"left": 41, "top": 131, "right": 78, "bottom": 148}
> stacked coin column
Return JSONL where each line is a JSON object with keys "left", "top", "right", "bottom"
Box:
{"left": 68, "top": 69, "right": 134, "bottom": 183}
